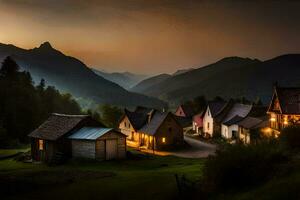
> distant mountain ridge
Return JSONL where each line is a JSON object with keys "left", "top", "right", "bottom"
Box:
{"left": 92, "top": 68, "right": 148, "bottom": 89}
{"left": 130, "top": 73, "right": 172, "bottom": 93}
{"left": 0, "top": 42, "right": 166, "bottom": 108}
{"left": 133, "top": 55, "right": 300, "bottom": 104}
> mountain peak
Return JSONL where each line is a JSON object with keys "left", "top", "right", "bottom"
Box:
{"left": 39, "top": 41, "right": 53, "bottom": 49}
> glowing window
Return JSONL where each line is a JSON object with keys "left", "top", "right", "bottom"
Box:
{"left": 162, "top": 137, "right": 166, "bottom": 143}
{"left": 38, "top": 139, "right": 44, "bottom": 150}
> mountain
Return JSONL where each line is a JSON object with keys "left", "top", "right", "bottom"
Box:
{"left": 92, "top": 68, "right": 148, "bottom": 89}
{"left": 172, "top": 68, "right": 194, "bottom": 76}
{"left": 0, "top": 42, "right": 166, "bottom": 108}
{"left": 130, "top": 73, "right": 172, "bottom": 93}
{"left": 134, "top": 55, "right": 300, "bottom": 104}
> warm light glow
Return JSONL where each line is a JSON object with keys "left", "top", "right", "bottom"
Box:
{"left": 162, "top": 137, "right": 166, "bottom": 143}
{"left": 270, "top": 117, "right": 276, "bottom": 122}
{"left": 38, "top": 139, "right": 44, "bottom": 150}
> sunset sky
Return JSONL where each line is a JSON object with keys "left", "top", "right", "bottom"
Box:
{"left": 0, "top": 0, "right": 300, "bottom": 74}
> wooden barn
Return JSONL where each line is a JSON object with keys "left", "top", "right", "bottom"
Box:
{"left": 68, "top": 127, "right": 126, "bottom": 160}
{"left": 28, "top": 113, "right": 125, "bottom": 163}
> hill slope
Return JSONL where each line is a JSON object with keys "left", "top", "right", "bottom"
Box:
{"left": 0, "top": 42, "right": 166, "bottom": 108}
{"left": 135, "top": 55, "right": 300, "bottom": 104}
{"left": 130, "top": 73, "right": 172, "bottom": 93}
{"left": 92, "top": 68, "right": 147, "bottom": 89}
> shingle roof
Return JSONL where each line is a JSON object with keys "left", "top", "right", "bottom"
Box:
{"left": 276, "top": 87, "right": 300, "bottom": 114}
{"left": 68, "top": 127, "right": 125, "bottom": 140}
{"left": 208, "top": 101, "right": 227, "bottom": 117}
{"left": 28, "top": 113, "right": 90, "bottom": 140}
{"left": 124, "top": 109, "right": 149, "bottom": 130}
{"left": 222, "top": 103, "right": 252, "bottom": 125}
{"left": 175, "top": 116, "right": 192, "bottom": 128}
{"left": 139, "top": 112, "right": 169, "bottom": 135}
{"left": 223, "top": 115, "right": 244, "bottom": 126}
{"left": 237, "top": 116, "right": 267, "bottom": 129}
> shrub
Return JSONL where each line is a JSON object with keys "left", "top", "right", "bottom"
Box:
{"left": 201, "top": 142, "right": 288, "bottom": 193}
{"left": 279, "top": 125, "right": 300, "bottom": 151}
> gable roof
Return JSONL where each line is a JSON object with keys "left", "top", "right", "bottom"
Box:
{"left": 124, "top": 109, "right": 149, "bottom": 130}
{"left": 223, "top": 115, "right": 244, "bottom": 126}
{"left": 222, "top": 103, "right": 252, "bottom": 125}
{"left": 28, "top": 113, "right": 91, "bottom": 140}
{"left": 178, "top": 104, "right": 196, "bottom": 117}
{"left": 175, "top": 115, "right": 193, "bottom": 128}
{"left": 68, "top": 127, "right": 126, "bottom": 140}
{"left": 207, "top": 101, "right": 227, "bottom": 117}
{"left": 139, "top": 112, "right": 169, "bottom": 135}
{"left": 273, "top": 87, "right": 300, "bottom": 114}
{"left": 237, "top": 116, "right": 266, "bottom": 129}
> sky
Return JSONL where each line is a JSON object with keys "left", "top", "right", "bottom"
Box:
{"left": 0, "top": 0, "right": 300, "bottom": 75}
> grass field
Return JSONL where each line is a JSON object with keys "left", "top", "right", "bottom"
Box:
{"left": 0, "top": 149, "right": 204, "bottom": 200}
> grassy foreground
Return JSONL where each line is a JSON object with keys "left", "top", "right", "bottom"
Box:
{"left": 0, "top": 149, "right": 204, "bottom": 200}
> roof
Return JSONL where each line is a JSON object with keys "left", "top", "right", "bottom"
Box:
{"left": 139, "top": 112, "right": 169, "bottom": 135}
{"left": 237, "top": 116, "right": 266, "bottom": 129}
{"left": 222, "top": 103, "right": 252, "bottom": 125}
{"left": 134, "top": 106, "right": 155, "bottom": 114}
{"left": 223, "top": 115, "right": 244, "bottom": 126}
{"left": 207, "top": 101, "right": 227, "bottom": 117}
{"left": 28, "top": 113, "right": 90, "bottom": 140}
{"left": 68, "top": 127, "right": 124, "bottom": 140}
{"left": 179, "top": 104, "right": 196, "bottom": 117}
{"left": 124, "top": 109, "right": 149, "bottom": 130}
{"left": 275, "top": 87, "right": 300, "bottom": 114}
{"left": 175, "top": 116, "right": 192, "bottom": 128}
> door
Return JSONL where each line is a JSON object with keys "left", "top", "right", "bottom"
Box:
{"left": 106, "top": 139, "right": 118, "bottom": 160}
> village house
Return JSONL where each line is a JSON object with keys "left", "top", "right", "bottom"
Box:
{"left": 28, "top": 113, "right": 126, "bottom": 163}
{"left": 175, "top": 104, "right": 196, "bottom": 118}
{"left": 221, "top": 103, "right": 253, "bottom": 140}
{"left": 267, "top": 85, "right": 300, "bottom": 133}
{"left": 192, "top": 112, "right": 204, "bottom": 134}
{"left": 202, "top": 100, "right": 232, "bottom": 137}
{"left": 119, "top": 107, "right": 184, "bottom": 150}
{"left": 237, "top": 116, "right": 270, "bottom": 144}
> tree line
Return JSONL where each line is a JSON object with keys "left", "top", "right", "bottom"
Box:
{"left": 0, "top": 57, "right": 125, "bottom": 148}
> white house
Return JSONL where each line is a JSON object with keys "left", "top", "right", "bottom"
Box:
{"left": 203, "top": 101, "right": 228, "bottom": 137}
{"left": 221, "top": 103, "right": 252, "bottom": 140}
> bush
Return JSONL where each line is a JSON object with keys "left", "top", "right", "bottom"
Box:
{"left": 201, "top": 142, "right": 288, "bottom": 193}
{"left": 279, "top": 125, "right": 300, "bottom": 151}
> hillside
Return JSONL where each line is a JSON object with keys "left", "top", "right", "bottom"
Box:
{"left": 0, "top": 42, "right": 166, "bottom": 108}
{"left": 130, "top": 73, "right": 172, "bottom": 93}
{"left": 92, "top": 68, "right": 147, "bottom": 89}
{"left": 136, "top": 55, "right": 300, "bottom": 104}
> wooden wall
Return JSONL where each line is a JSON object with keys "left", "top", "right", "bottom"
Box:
{"left": 155, "top": 114, "right": 184, "bottom": 150}
{"left": 71, "top": 140, "right": 96, "bottom": 159}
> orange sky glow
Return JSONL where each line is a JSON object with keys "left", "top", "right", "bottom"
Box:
{"left": 0, "top": 0, "right": 300, "bottom": 74}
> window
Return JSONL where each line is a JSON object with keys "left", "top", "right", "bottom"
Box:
{"left": 207, "top": 122, "right": 210, "bottom": 130}
{"left": 129, "top": 124, "right": 131, "bottom": 128}
{"left": 207, "top": 110, "right": 210, "bottom": 116}
{"left": 38, "top": 139, "right": 44, "bottom": 150}
{"left": 162, "top": 137, "right": 166, "bottom": 143}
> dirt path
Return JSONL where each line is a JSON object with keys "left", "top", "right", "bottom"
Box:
{"left": 172, "top": 136, "right": 217, "bottom": 158}
{"left": 130, "top": 136, "right": 217, "bottom": 158}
